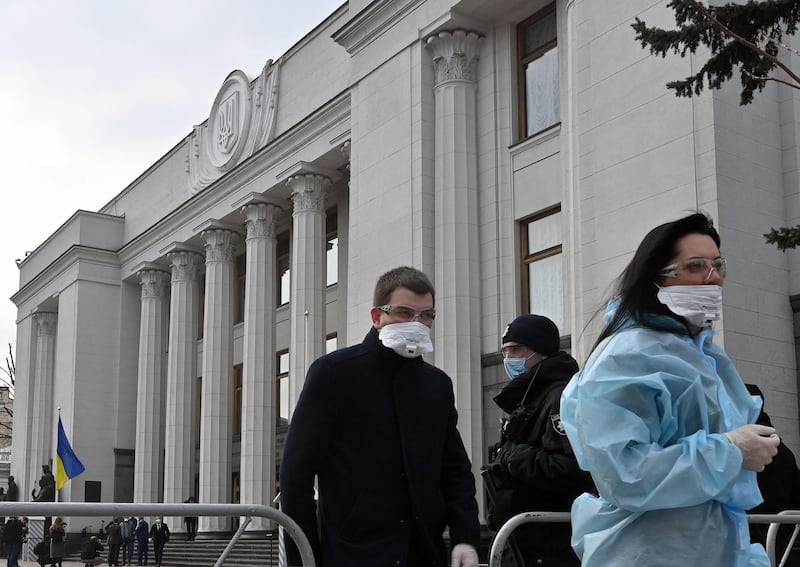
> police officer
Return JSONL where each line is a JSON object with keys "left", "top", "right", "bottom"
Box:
{"left": 489, "top": 314, "right": 593, "bottom": 566}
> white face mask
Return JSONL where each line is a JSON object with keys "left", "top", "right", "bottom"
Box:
{"left": 656, "top": 284, "right": 722, "bottom": 327}
{"left": 378, "top": 321, "right": 433, "bottom": 358}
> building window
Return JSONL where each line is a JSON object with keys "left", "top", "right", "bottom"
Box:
{"left": 196, "top": 376, "right": 202, "bottom": 446}
{"left": 277, "top": 350, "right": 289, "bottom": 423}
{"left": 85, "top": 480, "right": 102, "bottom": 503}
{"left": 521, "top": 206, "right": 563, "bottom": 331}
{"left": 235, "top": 253, "right": 246, "bottom": 324}
{"left": 275, "top": 349, "right": 290, "bottom": 490}
{"left": 277, "top": 232, "right": 291, "bottom": 306}
{"left": 518, "top": 4, "right": 559, "bottom": 138}
{"left": 326, "top": 334, "right": 337, "bottom": 353}
{"left": 233, "top": 364, "right": 243, "bottom": 436}
{"left": 113, "top": 449, "right": 134, "bottom": 503}
{"left": 198, "top": 279, "right": 205, "bottom": 339}
{"left": 326, "top": 210, "right": 338, "bottom": 287}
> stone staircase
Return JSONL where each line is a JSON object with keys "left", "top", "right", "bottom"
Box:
{"left": 159, "top": 535, "right": 280, "bottom": 567}
{"left": 67, "top": 534, "right": 281, "bottom": 567}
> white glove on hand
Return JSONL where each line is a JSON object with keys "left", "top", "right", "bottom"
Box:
{"left": 724, "top": 424, "right": 780, "bottom": 472}
{"left": 450, "top": 543, "right": 479, "bottom": 567}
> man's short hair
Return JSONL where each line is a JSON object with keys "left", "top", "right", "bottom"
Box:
{"left": 373, "top": 266, "right": 435, "bottom": 306}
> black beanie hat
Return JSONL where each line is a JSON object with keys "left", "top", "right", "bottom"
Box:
{"left": 501, "top": 314, "right": 560, "bottom": 356}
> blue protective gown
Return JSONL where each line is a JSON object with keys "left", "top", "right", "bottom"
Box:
{"left": 560, "top": 305, "right": 770, "bottom": 567}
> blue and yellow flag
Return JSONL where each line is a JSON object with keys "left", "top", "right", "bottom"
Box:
{"left": 56, "top": 416, "right": 85, "bottom": 490}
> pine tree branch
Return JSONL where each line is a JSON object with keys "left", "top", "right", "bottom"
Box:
{"left": 742, "top": 69, "right": 800, "bottom": 90}
{"left": 687, "top": 0, "right": 800, "bottom": 87}
{"left": 762, "top": 32, "right": 800, "bottom": 58}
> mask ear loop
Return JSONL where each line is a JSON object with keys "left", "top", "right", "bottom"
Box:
{"left": 518, "top": 362, "right": 543, "bottom": 408}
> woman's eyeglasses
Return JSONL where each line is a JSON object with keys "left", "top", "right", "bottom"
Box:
{"left": 658, "top": 257, "right": 727, "bottom": 281}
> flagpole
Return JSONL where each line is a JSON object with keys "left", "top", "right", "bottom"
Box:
{"left": 55, "top": 407, "right": 60, "bottom": 504}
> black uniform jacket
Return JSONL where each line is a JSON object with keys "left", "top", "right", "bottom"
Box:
{"left": 491, "top": 352, "right": 594, "bottom": 565}
{"left": 280, "top": 328, "right": 480, "bottom": 567}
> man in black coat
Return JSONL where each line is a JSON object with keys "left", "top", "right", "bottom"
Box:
{"left": 5, "top": 477, "right": 18, "bottom": 502}
{"left": 134, "top": 517, "right": 148, "bottom": 566}
{"left": 281, "top": 266, "right": 480, "bottom": 567}
{"left": 3, "top": 517, "right": 24, "bottom": 567}
{"left": 148, "top": 517, "right": 169, "bottom": 567}
{"left": 488, "top": 314, "right": 594, "bottom": 566}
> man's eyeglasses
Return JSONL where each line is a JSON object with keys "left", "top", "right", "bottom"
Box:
{"left": 658, "top": 257, "right": 727, "bottom": 281}
{"left": 500, "top": 344, "right": 528, "bottom": 357}
{"left": 377, "top": 304, "right": 436, "bottom": 324}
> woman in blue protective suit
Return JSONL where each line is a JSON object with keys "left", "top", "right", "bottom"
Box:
{"left": 560, "top": 212, "right": 780, "bottom": 567}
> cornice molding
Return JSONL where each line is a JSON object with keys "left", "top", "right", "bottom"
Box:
{"left": 333, "top": 0, "right": 425, "bottom": 55}
{"left": 16, "top": 210, "right": 124, "bottom": 270}
{"left": 11, "top": 246, "right": 121, "bottom": 308}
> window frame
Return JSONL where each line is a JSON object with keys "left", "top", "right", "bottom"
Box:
{"left": 276, "top": 349, "right": 289, "bottom": 425}
{"left": 234, "top": 253, "right": 246, "bottom": 324}
{"left": 520, "top": 204, "right": 563, "bottom": 316}
{"left": 233, "top": 364, "right": 243, "bottom": 437}
{"left": 326, "top": 208, "right": 339, "bottom": 288}
{"left": 517, "top": 3, "right": 559, "bottom": 140}
{"left": 276, "top": 231, "right": 291, "bottom": 307}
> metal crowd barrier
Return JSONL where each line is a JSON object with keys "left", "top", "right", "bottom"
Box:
{"left": 487, "top": 511, "right": 570, "bottom": 567}
{"left": 758, "top": 510, "right": 800, "bottom": 567}
{"left": 488, "top": 511, "right": 800, "bottom": 567}
{"left": 0, "top": 501, "right": 316, "bottom": 567}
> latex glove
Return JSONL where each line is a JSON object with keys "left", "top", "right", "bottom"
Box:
{"left": 451, "top": 543, "right": 479, "bottom": 567}
{"left": 724, "top": 424, "right": 780, "bottom": 472}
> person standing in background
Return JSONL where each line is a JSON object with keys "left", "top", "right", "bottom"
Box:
{"left": 105, "top": 517, "right": 122, "bottom": 567}
{"left": 746, "top": 383, "right": 800, "bottom": 566}
{"left": 148, "top": 517, "right": 169, "bottom": 567}
{"left": 134, "top": 517, "right": 148, "bottom": 566}
{"left": 3, "top": 518, "right": 23, "bottom": 567}
{"left": 48, "top": 517, "right": 65, "bottom": 567}
{"left": 121, "top": 516, "right": 135, "bottom": 565}
{"left": 5, "top": 478, "right": 17, "bottom": 503}
{"left": 183, "top": 497, "right": 198, "bottom": 541}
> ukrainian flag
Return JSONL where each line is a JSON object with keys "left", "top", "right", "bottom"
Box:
{"left": 56, "top": 416, "right": 85, "bottom": 490}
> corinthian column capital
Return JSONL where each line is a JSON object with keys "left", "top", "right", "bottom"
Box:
{"left": 137, "top": 267, "right": 170, "bottom": 299}
{"left": 242, "top": 202, "right": 280, "bottom": 240}
{"left": 287, "top": 173, "right": 330, "bottom": 213}
{"left": 33, "top": 312, "right": 58, "bottom": 336}
{"left": 167, "top": 250, "right": 204, "bottom": 282}
{"left": 425, "top": 29, "right": 483, "bottom": 86}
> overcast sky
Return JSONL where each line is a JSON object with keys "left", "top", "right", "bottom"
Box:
{"left": 0, "top": 0, "right": 344, "bottom": 373}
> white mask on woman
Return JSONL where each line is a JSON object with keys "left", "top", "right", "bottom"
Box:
{"left": 656, "top": 284, "right": 722, "bottom": 327}
{"left": 378, "top": 321, "right": 433, "bottom": 358}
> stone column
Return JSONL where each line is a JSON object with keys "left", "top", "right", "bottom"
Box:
{"left": 162, "top": 246, "right": 203, "bottom": 533}
{"left": 286, "top": 169, "right": 331, "bottom": 412}
{"left": 133, "top": 265, "right": 171, "bottom": 504}
{"left": 29, "top": 312, "right": 57, "bottom": 482}
{"left": 237, "top": 197, "right": 280, "bottom": 530}
{"left": 425, "top": 30, "right": 484, "bottom": 467}
{"left": 197, "top": 221, "right": 239, "bottom": 533}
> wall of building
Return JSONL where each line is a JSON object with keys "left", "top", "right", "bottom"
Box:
{"left": 711, "top": 78, "right": 799, "bottom": 449}
{"left": 9, "top": 0, "right": 800, "bottom": 519}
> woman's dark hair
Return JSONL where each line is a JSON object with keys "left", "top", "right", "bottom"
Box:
{"left": 593, "top": 212, "right": 720, "bottom": 351}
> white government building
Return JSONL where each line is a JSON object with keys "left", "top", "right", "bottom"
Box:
{"left": 10, "top": 0, "right": 800, "bottom": 536}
